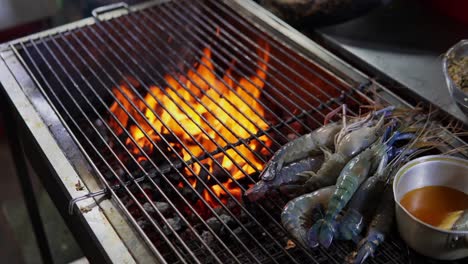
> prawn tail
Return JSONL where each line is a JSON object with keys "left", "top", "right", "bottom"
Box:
{"left": 307, "top": 221, "right": 321, "bottom": 248}
{"left": 307, "top": 219, "right": 336, "bottom": 249}
{"left": 349, "top": 231, "right": 384, "bottom": 264}
{"left": 349, "top": 242, "right": 375, "bottom": 264}
{"left": 338, "top": 210, "right": 364, "bottom": 241}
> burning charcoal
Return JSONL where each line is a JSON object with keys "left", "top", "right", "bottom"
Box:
{"left": 181, "top": 187, "right": 198, "bottom": 202}
{"left": 206, "top": 217, "right": 221, "bottom": 232}
{"left": 162, "top": 216, "right": 184, "bottom": 235}
{"left": 94, "top": 119, "right": 109, "bottom": 141}
{"left": 123, "top": 197, "right": 135, "bottom": 208}
{"left": 180, "top": 229, "right": 196, "bottom": 241}
{"left": 140, "top": 182, "right": 153, "bottom": 190}
{"left": 140, "top": 160, "right": 150, "bottom": 168}
{"left": 154, "top": 202, "right": 170, "bottom": 215}
{"left": 103, "top": 171, "right": 115, "bottom": 180}
{"left": 213, "top": 207, "right": 227, "bottom": 216}
{"left": 239, "top": 209, "right": 248, "bottom": 222}
{"left": 289, "top": 121, "right": 303, "bottom": 136}
{"left": 137, "top": 218, "right": 150, "bottom": 229}
{"left": 143, "top": 202, "right": 156, "bottom": 214}
{"left": 146, "top": 170, "right": 156, "bottom": 179}
{"left": 167, "top": 171, "right": 181, "bottom": 182}
{"left": 206, "top": 214, "right": 234, "bottom": 233}
{"left": 220, "top": 214, "right": 234, "bottom": 226}
{"left": 201, "top": 230, "right": 214, "bottom": 245}
{"left": 211, "top": 164, "right": 228, "bottom": 183}
{"left": 144, "top": 171, "right": 161, "bottom": 186}
{"left": 195, "top": 168, "right": 209, "bottom": 195}
{"left": 232, "top": 227, "right": 243, "bottom": 236}
{"left": 115, "top": 167, "right": 125, "bottom": 178}
{"left": 227, "top": 198, "right": 238, "bottom": 210}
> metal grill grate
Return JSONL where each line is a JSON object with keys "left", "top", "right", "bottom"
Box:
{"left": 8, "top": 0, "right": 428, "bottom": 263}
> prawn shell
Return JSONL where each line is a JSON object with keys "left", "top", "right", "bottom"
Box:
{"left": 281, "top": 186, "right": 335, "bottom": 247}
{"left": 261, "top": 122, "right": 342, "bottom": 181}
{"left": 339, "top": 175, "right": 387, "bottom": 241}
{"left": 326, "top": 148, "right": 376, "bottom": 220}
{"left": 245, "top": 156, "right": 324, "bottom": 202}
{"left": 336, "top": 119, "right": 383, "bottom": 158}
{"left": 303, "top": 117, "right": 386, "bottom": 194}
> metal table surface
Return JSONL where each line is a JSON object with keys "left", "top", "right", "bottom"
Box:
{"left": 301, "top": 0, "right": 468, "bottom": 124}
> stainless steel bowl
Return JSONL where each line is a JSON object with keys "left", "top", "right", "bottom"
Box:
{"left": 393, "top": 155, "right": 468, "bottom": 260}
{"left": 443, "top": 39, "right": 468, "bottom": 114}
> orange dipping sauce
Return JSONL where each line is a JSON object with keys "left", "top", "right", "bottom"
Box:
{"left": 400, "top": 186, "right": 468, "bottom": 227}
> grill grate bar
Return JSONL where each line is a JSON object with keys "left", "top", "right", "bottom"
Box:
{"left": 196, "top": 0, "right": 364, "bottom": 108}
{"left": 88, "top": 17, "right": 307, "bottom": 264}
{"left": 40, "top": 34, "right": 246, "bottom": 263}
{"left": 16, "top": 41, "right": 182, "bottom": 264}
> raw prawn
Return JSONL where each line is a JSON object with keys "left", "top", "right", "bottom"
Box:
{"left": 245, "top": 122, "right": 342, "bottom": 201}
{"left": 308, "top": 127, "right": 423, "bottom": 248}
{"left": 260, "top": 122, "right": 342, "bottom": 181}
{"left": 281, "top": 186, "right": 335, "bottom": 247}
{"left": 247, "top": 106, "right": 397, "bottom": 201}
{"left": 347, "top": 186, "right": 395, "bottom": 264}
{"left": 338, "top": 132, "right": 416, "bottom": 241}
{"left": 337, "top": 160, "right": 388, "bottom": 242}
{"left": 307, "top": 145, "right": 380, "bottom": 248}
{"left": 285, "top": 114, "right": 387, "bottom": 197}
{"left": 245, "top": 156, "right": 323, "bottom": 202}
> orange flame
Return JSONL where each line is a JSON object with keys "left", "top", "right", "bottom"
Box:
{"left": 109, "top": 43, "right": 271, "bottom": 208}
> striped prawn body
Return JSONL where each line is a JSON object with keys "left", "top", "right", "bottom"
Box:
{"left": 307, "top": 146, "right": 379, "bottom": 248}
{"left": 245, "top": 122, "right": 342, "bottom": 202}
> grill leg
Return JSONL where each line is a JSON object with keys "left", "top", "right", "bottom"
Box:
{"left": 1, "top": 105, "right": 55, "bottom": 264}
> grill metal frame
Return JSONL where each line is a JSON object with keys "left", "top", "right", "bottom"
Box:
{"left": 1, "top": 0, "right": 466, "bottom": 263}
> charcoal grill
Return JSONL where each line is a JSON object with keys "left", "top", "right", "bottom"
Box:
{"left": 0, "top": 0, "right": 466, "bottom": 263}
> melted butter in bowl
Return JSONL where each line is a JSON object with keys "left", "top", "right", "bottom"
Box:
{"left": 400, "top": 186, "right": 468, "bottom": 229}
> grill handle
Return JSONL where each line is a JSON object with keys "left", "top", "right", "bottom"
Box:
{"left": 92, "top": 2, "right": 129, "bottom": 20}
